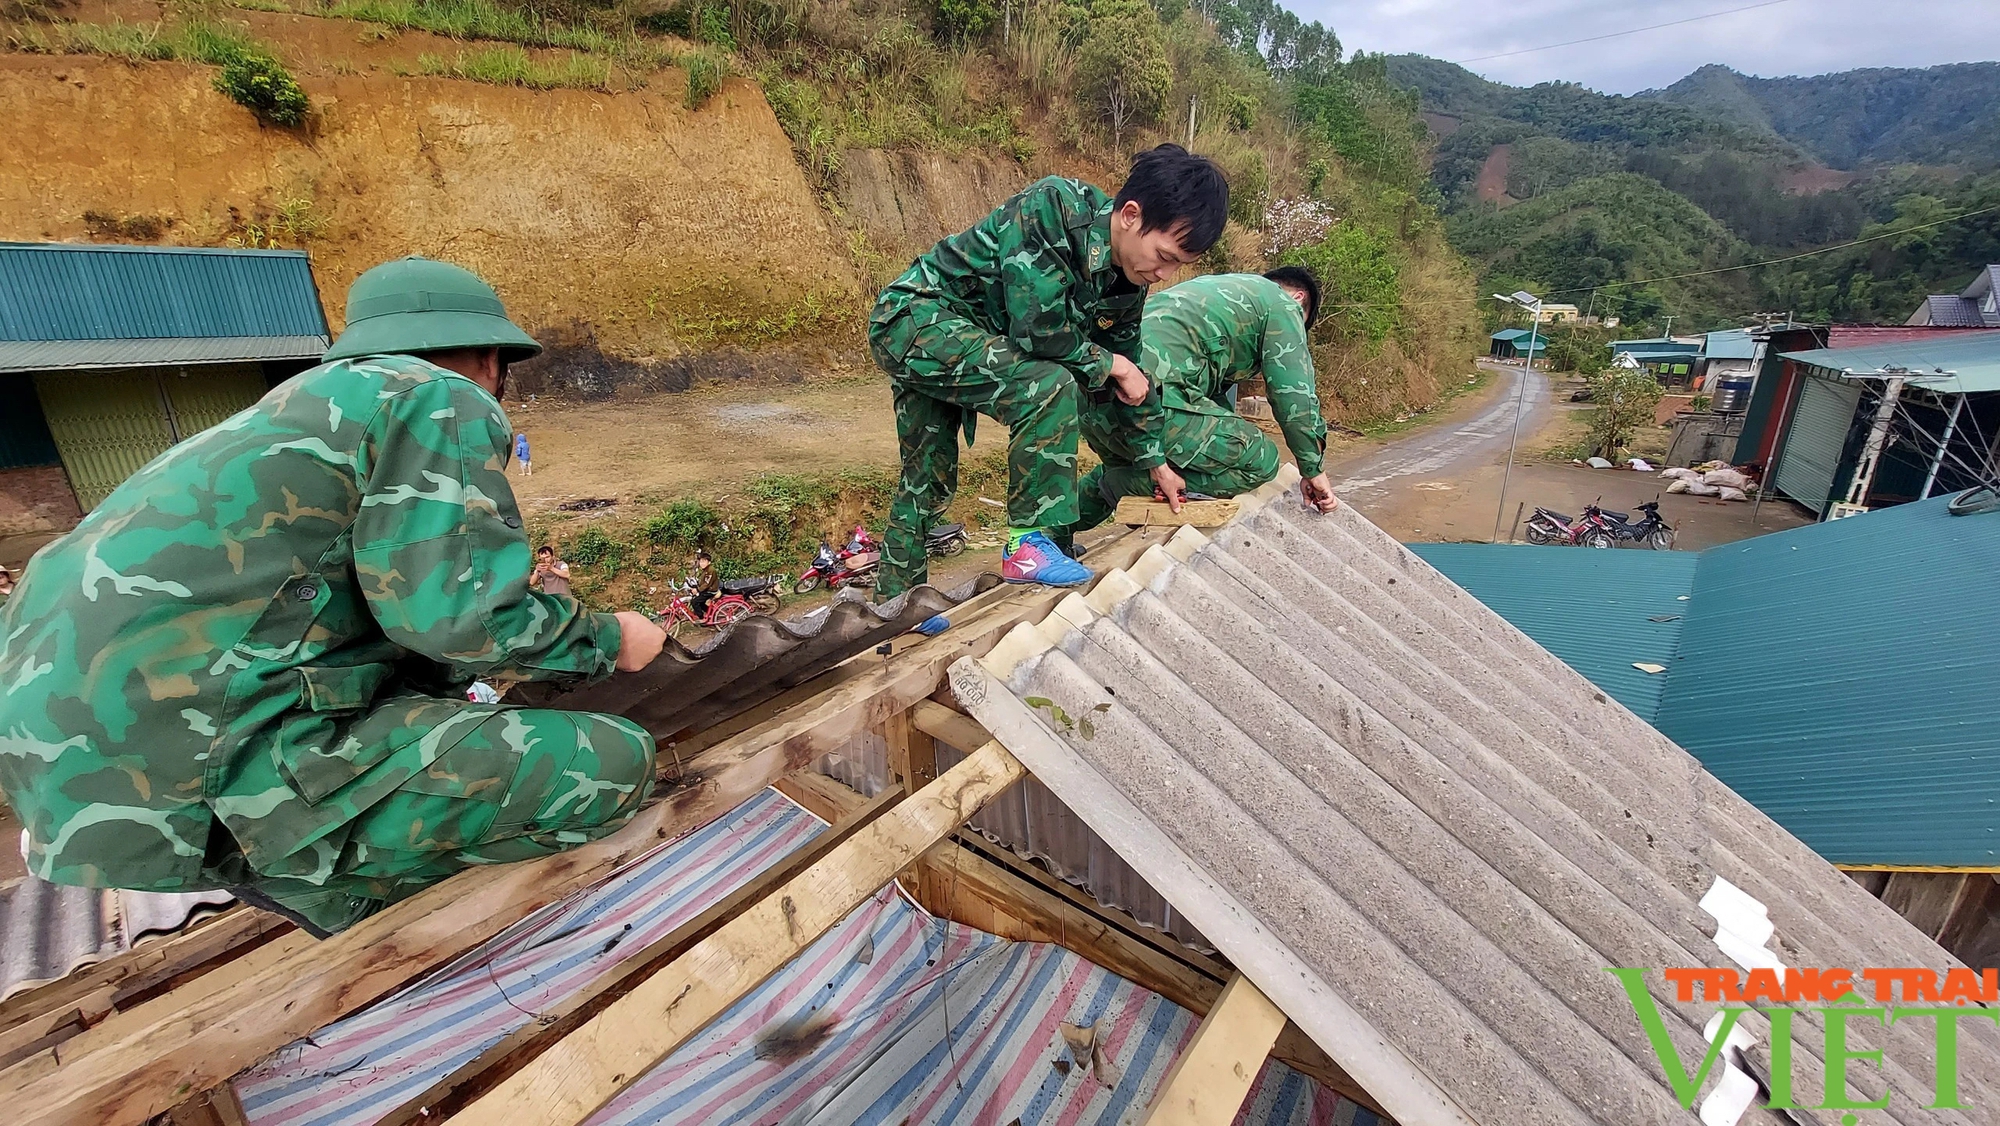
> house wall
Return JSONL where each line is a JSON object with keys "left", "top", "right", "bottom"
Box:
{"left": 1848, "top": 870, "right": 2000, "bottom": 971}
{"left": 0, "top": 464, "right": 81, "bottom": 538}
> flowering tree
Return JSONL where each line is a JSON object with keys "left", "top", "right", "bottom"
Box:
{"left": 1261, "top": 197, "right": 1338, "bottom": 259}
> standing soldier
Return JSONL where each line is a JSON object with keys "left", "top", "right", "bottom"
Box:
{"left": 1068, "top": 267, "right": 1342, "bottom": 534}
{"left": 868, "top": 144, "right": 1229, "bottom": 599}
{"left": 0, "top": 257, "right": 669, "bottom": 937}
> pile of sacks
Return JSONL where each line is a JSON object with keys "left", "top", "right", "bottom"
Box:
{"left": 1660, "top": 461, "right": 1756, "bottom": 501}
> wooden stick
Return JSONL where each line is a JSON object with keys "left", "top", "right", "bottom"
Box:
{"left": 1113, "top": 497, "right": 1240, "bottom": 528}
{"left": 368, "top": 782, "right": 904, "bottom": 1126}
{"left": 445, "top": 741, "right": 1027, "bottom": 1126}
{"left": 909, "top": 698, "right": 991, "bottom": 753}
{"left": 1140, "top": 974, "right": 1287, "bottom": 1126}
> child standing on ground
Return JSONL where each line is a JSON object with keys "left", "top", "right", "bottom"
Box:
{"left": 514, "top": 431, "right": 531, "bottom": 476}
{"left": 867, "top": 144, "right": 1229, "bottom": 598}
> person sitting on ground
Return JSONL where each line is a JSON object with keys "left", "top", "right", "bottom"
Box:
{"left": 0, "top": 256, "right": 670, "bottom": 937}
{"left": 867, "top": 143, "right": 1229, "bottom": 598}
{"left": 1065, "top": 267, "right": 1341, "bottom": 538}
{"left": 689, "top": 550, "right": 720, "bottom": 619}
{"left": 532, "top": 544, "right": 573, "bottom": 598}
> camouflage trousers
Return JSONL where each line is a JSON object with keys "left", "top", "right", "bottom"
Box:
{"left": 1071, "top": 402, "right": 1281, "bottom": 532}
{"left": 870, "top": 309, "right": 1086, "bottom": 599}
{"left": 206, "top": 703, "right": 654, "bottom": 936}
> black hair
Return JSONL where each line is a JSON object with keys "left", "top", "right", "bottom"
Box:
{"left": 536, "top": 544, "right": 554, "bottom": 555}
{"left": 1114, "top": 144, "right": 1229, "bottom": 254}
{"left": 696, "top": 549, "right": 713, "bottom": 560}
{"left": 1263, "top": 265, "right": 1322, "bottom": 330}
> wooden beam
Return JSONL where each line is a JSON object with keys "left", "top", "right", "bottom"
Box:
{"left": 1140, "top": 974, "right": 1287, "bottom": 1126}
{"left": 910, "top": 698, "right": 991, "bottom": 753}
{"left": 884, "top": 708, "right": 938, "bottom": 794}
{"left": 445, "top": 741, "right": 1026, "bottom": 1126}
{"left": 162, "top": 1085, "right": 250, "bottom": 1126}
{"left": 368, "top": 781, "right": 904, "bottom": 1126}
{"left": 1113, "top": 497, "right": 1240, "bottom": 528}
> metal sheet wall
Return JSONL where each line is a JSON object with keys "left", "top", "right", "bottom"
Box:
{"left": 33, "top": 370, "right": 176, "bottom": 511}
{"left": 1771, "top": 375, "right": 1862, "bottom": 515}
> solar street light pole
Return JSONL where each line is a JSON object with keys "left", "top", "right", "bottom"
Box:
{"left": 1492, "top": 291, "right": 1542, "bottom": 543}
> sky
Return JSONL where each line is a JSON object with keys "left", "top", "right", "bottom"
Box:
{"left": 1294, "top": 0, "right": 2000, "bottom": 94}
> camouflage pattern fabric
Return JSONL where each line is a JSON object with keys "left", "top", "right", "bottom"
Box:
{"left": 868, "top": 176, "right": 1160, "bottom": 598}
{"left": 1073, "top": 403, "right": 1283, "bottom": 530}
{"left": 1067, "top": 273, "right": 1327, "bottom": 531}
{"left": 0, "top": 353, "right": 648, "bottom": 931}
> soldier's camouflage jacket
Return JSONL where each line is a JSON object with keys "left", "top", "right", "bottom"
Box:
{"left": 0, "top": 355, "right": 623, "bottom": 892}
{"left": 1141, "top": 273, "right": 1329, "bottom": 477}
{"left": 872, "top": 176, "right": 1148, "bottom": 401}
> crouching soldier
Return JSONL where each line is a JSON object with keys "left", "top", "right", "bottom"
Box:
{"left": 0, "top": 257, "right": 670, "bottom": 936}
{"left": 868, "top": 144, "right": 1230, "bottom": 598}
{"left": 1070, "top": 267, "right": 1342, "bottom": 532}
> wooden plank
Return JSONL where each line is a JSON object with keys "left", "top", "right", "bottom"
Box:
{"left": 883, "top": 708, "right": 937, "bottom": 794}
{"left": 771, "top": 770, "right": 873, "bottom": 824}
{"left": 368, "top": 781, "right": 904, "bottom": 1126}
{"left": 0, "top": 909, "right": 288, "bottom": 1037}
{"left": 910, "top": 698, "right": 991, "bottom": 753}
{"left": 162, "top": 1085, "right": 249, "bottom": 1126}
{"left": 1141, "top": 974, "right": 1287, "bottom": 1126}
{"left": 1113, "top": 497, "right": 1240, "bottom": 528}
{"left": 445, "top": 741, "right": 1027, "bottom": 1126}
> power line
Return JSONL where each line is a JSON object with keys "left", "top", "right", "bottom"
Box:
{"left": 1453, "top": 0, "right": 1798, "bottom": 64}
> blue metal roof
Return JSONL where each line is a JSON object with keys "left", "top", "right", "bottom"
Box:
{"left": 1610, "top": 338, "right": 1700, "bottom": 355}
{"left": 1702, "top": 328, "right": 1757, "bottom": 360}
{"left": 1408, "top": 544, "right": 1698, "bottom": 722}
{"left": 1416, "top": 496, "right": 2000, "bottom": 868}
{"left": 0, "top": 243, "right": 328, "bottom": 346}
{"left": 1656, "top": 496, "right": 2000, "bottom": 869}
{"left": 1489, "top": 328, "right": 1546, "bottom": 343}
{"left": 1780, "top": 329, "right": 2000, "bottom": 394}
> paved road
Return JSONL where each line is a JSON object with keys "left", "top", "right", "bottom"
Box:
{"left": 1331, "top": 360, "right": 1551, "bottom": 496}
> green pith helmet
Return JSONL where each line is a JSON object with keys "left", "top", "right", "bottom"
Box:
{"left": 323, "top": 257, "right": 541, "bottom": 363}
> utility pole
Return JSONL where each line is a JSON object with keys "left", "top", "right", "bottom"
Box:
{"left": 1662, "top": 315, "right": 1675, "bottom": 340}
{"left": 1491, "top": 291, "right": 1542, "bottom": 543}
{"left": 1187, "top": 96, "right": 1197, "bottom": 148}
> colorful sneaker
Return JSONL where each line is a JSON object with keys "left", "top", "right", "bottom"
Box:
{"left": 1001, "top": 531, "right": 1093, "bottom": 587}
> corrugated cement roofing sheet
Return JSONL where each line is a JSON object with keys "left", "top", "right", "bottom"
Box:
{"left": 0, "top": 877, "right": 235, "bottom": 999}
{"left": 953, "top": 472, "right": 1998, "bottom": 1126}
{"left": 0, "top": 243, "right": 328, "bottom": 344}
{"left": 1406, "top": 543, "right": 1696, "bottom": 722}
{"left": 1781, "top": 329, "right": 2000, "bottom": 393}
{"left": 1658, "top": 495, "right": 2000, "bottom": 868}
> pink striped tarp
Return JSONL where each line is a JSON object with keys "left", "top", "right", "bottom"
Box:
{"left": 234, "top": 789, "right": 1381, "bottom": 1126}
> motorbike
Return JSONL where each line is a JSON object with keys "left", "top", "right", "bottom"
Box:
{"left": 926, "top": 522, "right": 969, "bottom": 559}
{"left": 794, "top": 541, "right": 880, "bottom": 593}
{"left": 1523, "top": 506, "right": 1610, "bottom": 547}
{"left": 1586, "top": 500, "right": 1676, "bottom": 550}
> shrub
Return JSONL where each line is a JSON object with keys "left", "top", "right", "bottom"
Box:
{"left": 567, "top": 525, "right": 625, "bottom": 570}
{"left": 684, "top": 49, "right": 726, "bottom": 109}
{"left": 641, "top": 499, "right": 722, "bottom": 549}
{"left": 932, "top": 0, "right": 998, "bottom": 42}
{"left": 1582, "top": 366, "right": 1664, "bottom": 460}
{"left": 214, "top": 54, "right": 310, "bottom": 126}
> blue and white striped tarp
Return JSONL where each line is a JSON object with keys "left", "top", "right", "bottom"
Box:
{"left": 234, "top": 789, "right": 1378, "bottom": 1126}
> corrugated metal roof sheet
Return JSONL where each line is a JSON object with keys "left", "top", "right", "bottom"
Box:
{"left": 1781, "top": 329, "right": 2000, "bottom": 393}
{"left": 0, "top": 336, "right": 329, "bottom": 373}
{"left": 1658, "top": 496, "right": 2000, "bottom": 868}
{"left": 0, "top": 243, "right": 329, "bottom": 345}
{"left": 1405, "top": 544, "right": 1696, "bottom": 722}
{"left": 1916, "top": 295, "right": 1988, "bottom": 327}
{"left": 954, "top": 474, "right": 1998, "bottom": 1124}
{"left": 1611, "top": 338, "right": 1699, "bottom": 354}
{"left": 1701, "top": 328, "right": 1757, "bottom": 360}
{"left": 233, "top": 788, "right": 1363, "bottom": 1126}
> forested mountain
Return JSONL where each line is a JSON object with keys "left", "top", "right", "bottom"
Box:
{"left": 1386, "top": 54, "right": 2000, "bottom": 327}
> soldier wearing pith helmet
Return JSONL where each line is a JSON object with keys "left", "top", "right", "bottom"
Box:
{"left": 0, "top": 257, "right": 669, "bottom": 936}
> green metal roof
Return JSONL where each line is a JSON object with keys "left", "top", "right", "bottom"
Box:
{"left": 1489, "top": 328, "right": 1546, "bottom": 343}
{"left": 1779, "top": 329, "right": 2000, "bottom": 394}
{"left": 1416, "top": 496, "right": 2000, "bottom": 868}
{"left": 1656, "top": 496, "right": 2000, "bottom": 868}
{"left": 1611, "top": 338, "right": 1700, "bottom": 355}
{"left": 0, "top": 243, "right": 329, "bottom": 372}
{"left": 1406, "top": 544, "right": 1698, "bottom": 722}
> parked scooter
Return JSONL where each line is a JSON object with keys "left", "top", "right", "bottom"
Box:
{"left": 1523, "top": 506, "right": 1609, "bottom": 547}
{"left": 1585, "top": 500, "right": 1676, "bottom": 550}
{"left": 794, "top": 541, "right": 880, "bottom": 592}
{"left": 926, "top": 522, "right": 969, "bottom": 558}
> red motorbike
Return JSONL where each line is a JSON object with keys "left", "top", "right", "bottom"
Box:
{"left": 794, "top": 526, "right": 882, "bottom": 593}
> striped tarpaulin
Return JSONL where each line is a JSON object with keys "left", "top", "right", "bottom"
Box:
{"left": 235, "top": 789, "right": 1377, "bottom": 1126}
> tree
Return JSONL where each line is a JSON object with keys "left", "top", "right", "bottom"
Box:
{"left": 1075, "top": 0, "right": 1171, "bottom": 154}
{"left": 1582, "top": 365, "right": 1663, "bottom": 461}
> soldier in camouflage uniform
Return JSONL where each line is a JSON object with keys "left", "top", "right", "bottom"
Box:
{"left": 0, "top": 258, "right": 671, "bottom": 936}
{"left": 1070, "top": 268, "right": 1342, "bottom": 533}
{"left": 868, "top": 144, "right": 1229, "bottom": 598}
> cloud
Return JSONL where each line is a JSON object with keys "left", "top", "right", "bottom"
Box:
{"left": 1295, "top": 0, "right": 2000, "bottom": 93}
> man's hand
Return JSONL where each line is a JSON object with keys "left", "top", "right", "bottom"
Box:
{"left": 612, "top": 611, "right": 669, "bottom": 672}
{"left": 1150, "top": 464, "right": 1187, "bottom": 513}
{"left": 1301, "top": 473, "right": 1341, "bottom": 514}
{"left": 1109, "top": 354, "right": 1150, "bottom": 406}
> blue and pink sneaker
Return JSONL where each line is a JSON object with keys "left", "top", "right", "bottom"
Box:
{"left": 1001, "top": 531, "right": 1093, "bottom": 587}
